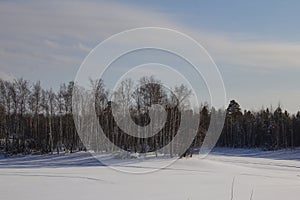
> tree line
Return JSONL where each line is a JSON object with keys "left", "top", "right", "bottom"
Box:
{"left": 0, "top": 78, "right": 80, "bottom": 155}
{"left": 217, "top": 100, "right": 300, "bottom": 150}
{"left": 0, "top": 77, "right": 300, "bottom": 156}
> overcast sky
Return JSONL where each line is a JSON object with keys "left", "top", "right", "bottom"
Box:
{"left": 1, "top": 0, "right": 300, "bottom": 112}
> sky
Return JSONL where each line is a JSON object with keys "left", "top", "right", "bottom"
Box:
{"left": 1, "top": 0, "right": 300, "bottom": 112}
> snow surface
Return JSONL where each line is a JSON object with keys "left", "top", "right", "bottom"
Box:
{"left": 1, "top": 148, "right": 300, "bottom": 200}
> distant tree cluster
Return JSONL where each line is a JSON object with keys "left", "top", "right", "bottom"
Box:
{"left": 0, "top": 77, "right": 300, "bottom": 156}
{"left": 73, "top": 77, "right": 196, "bottom": 157}
{"left": 217, "top": 100, "right": 300, "bottom": 150}
{"left": 0, "top": 79, "right": 81, "bottom": 155}
{"left": 0, "top": 77, "right": 194, "bottom": 156}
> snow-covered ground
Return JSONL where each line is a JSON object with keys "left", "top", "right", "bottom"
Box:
{"left": 1, "top": 148, "right": 300, "bottom": 200}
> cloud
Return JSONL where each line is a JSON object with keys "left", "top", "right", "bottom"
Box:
{"left": 0, "top": 0, "right": 179, "bottom": 83}
{"left": 172, "top": 29, "right": 300, "bottom": 72}
{"left": 206, "top": 37, "right": 300, "bottom": 70}
{"left": 77, "top": 43, "right": 91, "bottom": 53}
{"left": 1, "top": 0, "right": 300, "bottom": 81}
{"left": 0, "top": 0, "right": 300, "bottom": 112}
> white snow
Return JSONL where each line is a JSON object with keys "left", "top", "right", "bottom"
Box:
{"left": 0, "top": 148, "right": 300, "bottom": 200}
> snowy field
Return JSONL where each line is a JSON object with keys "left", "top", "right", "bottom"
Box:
{"left": 1, "top": 148, "right": 300, "bottom": 200}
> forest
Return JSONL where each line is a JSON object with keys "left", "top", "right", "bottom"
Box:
{"left": 0, "top": 77, "right": 300, "bottom": 156}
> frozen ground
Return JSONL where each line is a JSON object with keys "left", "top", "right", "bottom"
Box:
{"left": 0, "top": 148, "right": 300, "bottom": 200}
